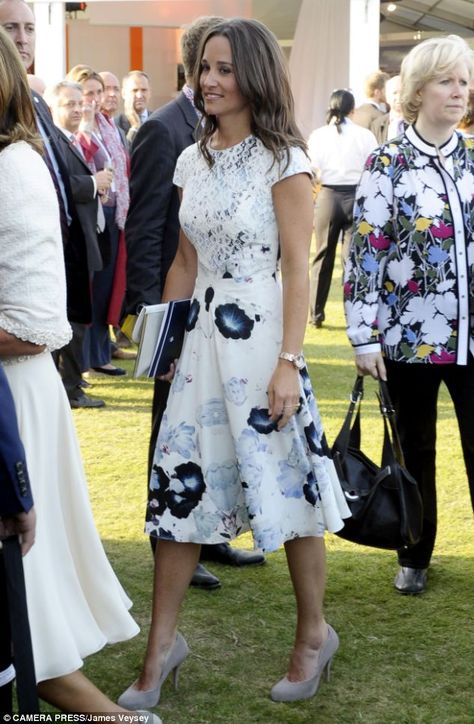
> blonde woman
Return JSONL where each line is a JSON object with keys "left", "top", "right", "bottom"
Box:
{"left": 345, "top": 35, "right": 474, "bottom": 595}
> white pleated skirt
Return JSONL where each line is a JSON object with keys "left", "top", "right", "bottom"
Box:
{"left": 3, "top": 353, "right": 139, "bottom": 683}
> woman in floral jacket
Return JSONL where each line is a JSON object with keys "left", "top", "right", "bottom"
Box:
{"left": 344, "top": 35, "right": 474, "bottom": 594}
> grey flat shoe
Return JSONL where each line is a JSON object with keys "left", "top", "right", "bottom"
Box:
{"left": 394, "top": 566, "right": 428, "bottom": 594}
{"left": 270, "top": 625, "right": 339, "bottom": 703}
{"left": 118, "top": 631, "right": 189, "bottom": 709}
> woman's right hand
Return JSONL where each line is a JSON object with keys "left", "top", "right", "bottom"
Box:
{"left": 355, "top": 352, "right": 387, "bottom": 381}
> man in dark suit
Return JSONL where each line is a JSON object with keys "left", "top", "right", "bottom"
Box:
{"left": 125, "top": 16, "right": 265, "bottom": 590}
{"left": 0, "top": 0, "right": 108, "bottom": 408}
{"left": 0, "top": 367, "right": 35, "bottom": 714}
{"left": 116, "top": 70, "right": 152, "bottom": 146}
{"left": 48, "top": 80, "right": 113, "bottom": 409}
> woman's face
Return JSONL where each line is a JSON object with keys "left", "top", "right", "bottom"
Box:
{"left": 417, "top": 61, "right": 470, "bottom": 131}
{"left": 81, "top": 78, "right": 103, "bottom": 112}
{"left": 199, "top": 35, "right": 250, "bottom": 122}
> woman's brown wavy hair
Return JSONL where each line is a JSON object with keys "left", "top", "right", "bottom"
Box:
{"left": 193, "top": 18, "right": 307, "bottom": 168}
{"left": 0, "top": 27, "right": 41, "bottom": 153}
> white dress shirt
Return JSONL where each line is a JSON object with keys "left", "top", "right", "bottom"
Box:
{"left": 308, "top": 118, "right": 378, "bottom": 186}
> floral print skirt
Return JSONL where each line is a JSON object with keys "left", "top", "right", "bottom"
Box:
{"left": 146, "top": 268, "right": 349, "bottom": 553}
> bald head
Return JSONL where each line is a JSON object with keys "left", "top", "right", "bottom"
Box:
{"left": 99, "top": 70, "right": 120, "bottom": 116}
{"left": 0, "top": 0, "right": 35, "bottom": 70}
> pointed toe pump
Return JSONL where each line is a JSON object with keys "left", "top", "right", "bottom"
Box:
{"left": 270, "top": 625, "right": 339, "bottom": 703}
{"left": 118, "top": 631, "right": 189, "bottom": 710}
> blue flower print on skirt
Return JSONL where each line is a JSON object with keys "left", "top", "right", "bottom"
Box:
{"left": 205, "top": 460, "right": 241, "bottom": 511}
{"left": 303, "top": 470, "right": 322, "bottom": 506}
{"left": 157, "top": 417, "right": 196, "bottom": 460}
{"left": 247, "top": 406, "right": 279, "bottom": 434}
{"left": 223, "top": 376, "right": 248, "bottom": 406}
{"left": 186, "top": 299, "right": 200, "bottom": 331}
{"left": 196, "top": 398, "right": 229, "bottom": 427}
{"left": 215, "top": 303, "right": 255, "bottom": 339}
{"left": 150, "top": 462, "right": 206, "bottom": 520}
{"left": 204, "top": 286, "right": 215, "bottom": 311}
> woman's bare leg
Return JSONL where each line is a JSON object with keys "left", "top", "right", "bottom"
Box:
{"left": 284, "top": 536, "right": 328, "bottom": 681}
{"left": 134, "top": 540, "right": 200, "bottom": 691}
{"left": 38, "top": 670, "right": 127, "bottom": 712}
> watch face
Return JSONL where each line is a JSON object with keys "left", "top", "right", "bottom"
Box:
{"left": 295, "top": 355, "right": 305, "bottom": 370}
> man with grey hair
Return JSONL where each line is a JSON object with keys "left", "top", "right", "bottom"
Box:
{"left": 47, "top": 79, "right": 112, "bottom": 408}
{"left": 125, "top": 16, "right": 265, "bottom": 589}
{"left": 0, "top": 0, "right": 103, "bottom": 405}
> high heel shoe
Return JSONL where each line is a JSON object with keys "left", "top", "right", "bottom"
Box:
{"left": 270, "top": 625, "right": 339, "bottom": 703}
{"left": 117, "top": 631, "right": 189, "bottom": 709}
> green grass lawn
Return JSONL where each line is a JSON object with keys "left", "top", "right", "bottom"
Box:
{"left": 70, "top": 267, "right": 473, "bottom": 724}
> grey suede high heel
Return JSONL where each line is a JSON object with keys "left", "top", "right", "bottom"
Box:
{"left": 270, "top": 625, "right": 339, "bottom": 703}
{"left": 117, "top": 632, "right": 189, "bottom": 710}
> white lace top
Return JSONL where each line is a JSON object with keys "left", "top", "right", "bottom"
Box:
{"left": 174, "top": 136, "right": 311, "bottom": 279}
{"left": 0, "top": 142, "right": 71, "bottom": 359}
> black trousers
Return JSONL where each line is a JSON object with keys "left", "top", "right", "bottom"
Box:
{"left": 53, "top": 322, "right": 86, "bottom": 399}
{"left": 310, "top": 186, "right": 355, "bottom": 324}
{"left": 385, "top": 356, "right": 474, "bottom": 568}
{"left": 0, "top": 551, "right": 13, "bottom": 715}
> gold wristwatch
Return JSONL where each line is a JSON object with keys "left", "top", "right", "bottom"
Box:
{"left": 278, "top": 352, "right": 305, "bottom": 370}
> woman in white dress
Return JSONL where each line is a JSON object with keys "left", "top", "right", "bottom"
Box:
{"left": 119, "top": 18, "right": 350, "bottom": 709}
{"left": 0, "top": 28, "right": 142, "bottom": 714}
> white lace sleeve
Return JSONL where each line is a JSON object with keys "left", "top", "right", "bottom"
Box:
{"left": 173, "top": 144, "right": 198, "bottom": 188}
{"left": 270, "top": 145, "right": 312, "bottom": 186}
{"left": 0, "top": 143, "right": 71, "bottom": 354}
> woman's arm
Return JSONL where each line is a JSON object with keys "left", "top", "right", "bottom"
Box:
{"left": 160, "top": 228, "right": 197, "bottom": 304}
{"left": 268, "top": 172, "right": 314, "bottom": 429}
{"left": 0, "top": 328, "right": 46, "bottom": 357}
{"left": 156, "top": 212, "right": 197, "bottom": 382}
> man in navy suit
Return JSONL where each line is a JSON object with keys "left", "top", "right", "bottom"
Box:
{"left": 0, "top": 367, "right": 35, "bottom": 714}
{"left": 125, "top": 16, "right": 265, "bottom": 588}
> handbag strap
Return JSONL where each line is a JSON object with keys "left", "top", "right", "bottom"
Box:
{"left": 377, "top": 379, "right": 406, "bottom": 466}
{"left": 332, "top": 375, "right": 364, "bottom": 454}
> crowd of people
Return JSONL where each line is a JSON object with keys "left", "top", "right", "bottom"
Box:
{"left": 0, "top": 0, "right": 473, "bottom": 718}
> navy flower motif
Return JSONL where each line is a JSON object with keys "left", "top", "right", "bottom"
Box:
{"left": 167, "top": 462, "right": 206, "bottom": 518}
{"left": 303, "top": 470, "right": 321, "bottom": 506}
{"left": 247, "top": 407, "right": 279, "bottom": 434}
{"left": 204, "top": 286, "right": 215, "bottom": 311}
{"left": 149, "top": 465, "right": 171, "bottom": 516}
{"left": 186, "top": 299, "right": 200, "bottom": 331}
{"left": 304, "top": 422, "right": 323, "bottom": 456}
{"left": 215, "top": 303, "right": 254, "bottom": 340}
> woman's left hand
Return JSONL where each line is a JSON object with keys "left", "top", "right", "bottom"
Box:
{"left": 267, "top": 361, "right": 300, "bottom": 430}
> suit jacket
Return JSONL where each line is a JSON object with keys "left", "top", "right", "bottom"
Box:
{"left": 0, "top": 368, "right": 33, "bottom": 516}
{"left": 125, "top": 92, "right": 198, "bottom": 314}
{"left": 352, "top": 102, "right": 384, "bottom": 130}
{"left": 32, "top": 92, "right": 93, "bottom": 324}
{"left": 56, "top": 130, "right": 106, "bottom": 273}
{"left": 370, "top": 112, "right": 389, "bottom": 145}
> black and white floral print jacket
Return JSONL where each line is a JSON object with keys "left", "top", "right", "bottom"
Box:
{"left": 344, "top": 125, "right": 474, "bottom": 365}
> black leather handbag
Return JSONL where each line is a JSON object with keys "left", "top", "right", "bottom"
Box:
{"left": 332, "top": 376, "right": 423, "bottom": 550}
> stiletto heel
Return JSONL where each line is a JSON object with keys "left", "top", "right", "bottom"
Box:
{"left": 172, "top": 662, "right": 182, "bottom": 690}
{"left": 270, "top": 625, "right": 339, "bottom": 703}
{"left": 118, "top": 632, "right": 189, "bottom": 709}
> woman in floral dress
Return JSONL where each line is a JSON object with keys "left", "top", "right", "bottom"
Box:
{"left": 345, "top": 35, "right": 474, "bottom": 595}
{"left": 118, "top": 18, "right": 349, "bottom": 709}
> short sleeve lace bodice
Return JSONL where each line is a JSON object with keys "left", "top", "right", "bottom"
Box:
{"left": 173, "top": 136, "right": 311, "bottom": 279}
{"left": 0, "top": 142, "right": 71, "bottom": 356}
